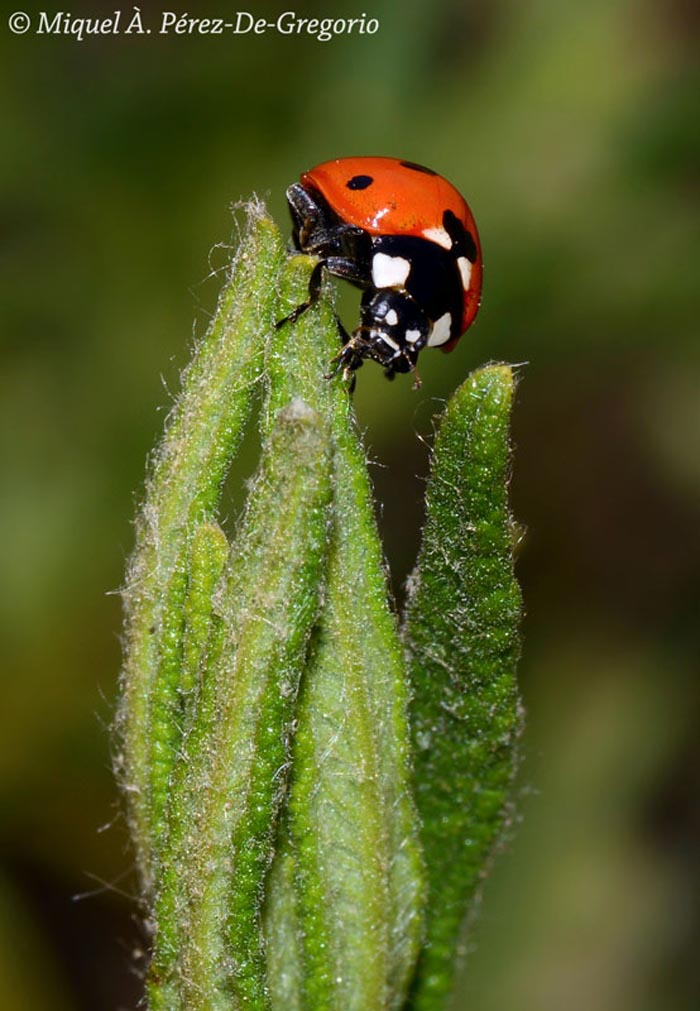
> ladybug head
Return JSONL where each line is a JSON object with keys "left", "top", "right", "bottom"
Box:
{"left": 328, "top": 289, "right": 431, "bottom": 386}
{"left": 353, "top": 289, "right": 429, "bottom": 376}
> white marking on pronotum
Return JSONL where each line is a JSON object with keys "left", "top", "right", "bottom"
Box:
{"left": 427, "top": 312, "right": 452, "bottom": 347}
{"left": 385, "top": 308, "right": 399, "bottom": 326}
{"left": 372, "top": 253, "right": 411, "bottom": 288}
{"left": 379, "top": 333, "right": 401, "bottom": 352}
{"left": 405, "top": 329, "right": 422, "bottom": 344}
{"left": 457, "top": 256, "right": 472, "bottom": 290}
{"left": 422, "top": 226, "right": 452, "bottom": 249}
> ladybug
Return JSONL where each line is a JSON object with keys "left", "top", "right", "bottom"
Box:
{"left": 278, "top": 156, "right": 482, "bottom": 386}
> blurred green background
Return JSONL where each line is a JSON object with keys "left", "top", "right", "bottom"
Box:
{"left": 1, "top": 0, "right": 698, "bottom": 1007}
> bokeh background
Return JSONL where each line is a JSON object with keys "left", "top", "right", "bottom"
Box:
{"left": 1, "top": 0, "right": 698, "bottom": 1007}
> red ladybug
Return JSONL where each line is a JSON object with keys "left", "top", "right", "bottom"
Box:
{"left": 279, "top": 156, "right": 482, "bottom": 385}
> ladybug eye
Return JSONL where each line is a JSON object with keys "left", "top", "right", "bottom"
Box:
{"left": 346, "top": 174, "right": 374, "bottom": 190}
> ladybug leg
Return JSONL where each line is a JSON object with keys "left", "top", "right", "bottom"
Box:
{"left": 276, "top": 256, "right": 369, "bottom": 329}
{"left": 325, "top": 333, "right": 367, "bottom": 387}
{"left": 383, "top": 353, "right": 422, "bottom": 390}
{"left": 276, "top": 260, "right": 325, "bottom": 328}
{"left": 325, "top": 355, "right": 358, "bottom": 394}
{"left": 321, "top": 255, "right": 371, "bottom": 288}
{"left": 286, "top": 183, "right": 325, "bottom": 250}
{"left": 332, "top": 310, "right": 352, "bottom": 345}
{"left": 286, "top": 184, "right": 368, "bottom": 255}
{"left": 300, "top": 222, "right": 368, "bottom": 256}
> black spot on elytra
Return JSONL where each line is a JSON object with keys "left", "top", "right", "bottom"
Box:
{"left": 443, "top": 209, "right": 477, "bottom": 262}
{"left": 347, "top": 175, "right": 374, "bottom": 190}
{"left": 400, "top": 160, "right": 438, "bottom": 176}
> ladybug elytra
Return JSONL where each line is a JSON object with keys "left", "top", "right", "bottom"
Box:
{"left": 278, "top": 156, "right": 483, "bottom": 386}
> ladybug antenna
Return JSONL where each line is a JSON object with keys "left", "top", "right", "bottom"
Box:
{"left": 401, "top": 348, "right": 422, "bottom": 390}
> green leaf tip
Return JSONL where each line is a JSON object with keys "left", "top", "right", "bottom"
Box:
{"left": 117, "top": 202, "right": 285, "bottom": 891}
{"left": 403, "top": 363, "right": 523, "bottom": 1010}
